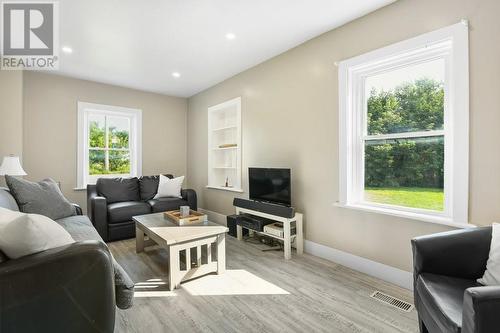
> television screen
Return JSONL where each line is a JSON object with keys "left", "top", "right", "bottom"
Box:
{"left": 249, "top": 168, "right": 291, "bottom": 206}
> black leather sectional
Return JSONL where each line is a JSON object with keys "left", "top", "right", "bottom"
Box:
{"left": 87, "top": 175, "right": 197, "bottom": 241}
{"left": 0, "top": 187, "right": 133, "bottom": 333}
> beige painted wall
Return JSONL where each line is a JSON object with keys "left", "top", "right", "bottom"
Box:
{"left": 187, "top": 0, "right": 500, "bottom": 272}
{"left": 0, "top": 71, "right": 23, "bottom": 186}
{"left": 23, "top": 72, "right": 187, "bottom": 212}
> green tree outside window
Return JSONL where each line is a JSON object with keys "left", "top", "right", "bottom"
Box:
{"left": 89, "top": 117, "right": 130, "bottom": 175}
{"left": 364, "top": 78, "right": 445, "bottom": 211}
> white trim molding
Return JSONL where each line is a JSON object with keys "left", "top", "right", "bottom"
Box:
{"left": 77, "top": 101, "right": 142, "bottom": 188}
{"left": 338, "top": 22, "right": 469, "bottom": 226}
{"left": 200, "top": 207, "right": 413, "bottom": 289}
{"left": 305, "top": 240, "right": 413, "bottom": 290}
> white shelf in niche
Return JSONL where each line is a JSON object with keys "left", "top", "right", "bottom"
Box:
{"left": 212, "top": 146, "right": 238, "bottom": 151}
{"left": 212, "top": 125, "right": 237, "bottom": 132}
{"left": 208, "top": 97, "right": 242, "bottom": 192}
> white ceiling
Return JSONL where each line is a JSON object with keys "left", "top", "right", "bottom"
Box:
{"left": 58, "top": 0, "right": 395, "bottom": 97}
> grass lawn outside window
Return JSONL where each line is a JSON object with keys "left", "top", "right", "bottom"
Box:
{"left": 364, "top": 187, "right": 444, "bottom": 211}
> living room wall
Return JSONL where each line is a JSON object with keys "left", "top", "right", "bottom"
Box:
{"left": 187, "top": 0, "right": 500, "bottom": 272}
{"left": 0, "top": 71, "right": 23, "bottom": 186}
{"left": 22, "top": 72, "right": 188, "bottom": 212}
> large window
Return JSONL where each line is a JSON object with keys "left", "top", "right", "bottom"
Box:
{"left": 338, "top": 23, "right": 469, "bottom": 225}
{"left": 77, "top": 102, "right": 142, "bottom": 188}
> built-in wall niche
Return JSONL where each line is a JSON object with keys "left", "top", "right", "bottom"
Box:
{"left": 207, "top": 97, "right": 242, "bottom": 192}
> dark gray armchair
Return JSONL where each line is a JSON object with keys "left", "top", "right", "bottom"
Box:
{"left": 412, "top": 227, "right": 500, "bottom": 333}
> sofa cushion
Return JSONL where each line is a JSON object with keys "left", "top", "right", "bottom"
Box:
{"left": 5, "top": 176, "right": 76, "bottom": 220}
{"left": 96, "top": 177, "right": 140, "bottom": 204}
{"left": 56, "top": 214, "right": 135, "bottom": 309}
{"left": 139, "top": 174, "right": 173, "bottom": 201}
{"left": 107, "top": 201, "right": 151, "bottom": 224}
{"left": 56, "top": 214, "right": 105, "bottom": 242}
{"left": 416, "top": 273, "right": 481, "bottom": 333}
{"left": 148, "top": 197, "right": 188, "bottom": 213}
{"left": 139, "top": 175, "right": 159, "bottom": 201}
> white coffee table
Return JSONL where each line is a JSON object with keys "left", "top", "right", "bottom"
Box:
{"left": 134, "top": 212, "right": 229, "bottom": 291}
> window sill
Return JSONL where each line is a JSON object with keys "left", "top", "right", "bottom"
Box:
{"left": 206, "top": 185, "right": 243, "bottom": 193}
{"left": 333, "top": 202, "right": 474, "bottom": 229}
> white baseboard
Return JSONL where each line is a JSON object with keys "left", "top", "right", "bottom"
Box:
{"left": 199, "top": 208, "right": 412, "bottom": 290}
{"left": 199, "top": 208, "right": 227, "bottom": 226}
{"left": 305, "top": 240, "right": 413, "bottom": 290}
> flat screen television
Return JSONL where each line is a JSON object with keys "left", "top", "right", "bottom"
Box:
{"left": 249, "top": 167, "right": 291, "bottom": 207}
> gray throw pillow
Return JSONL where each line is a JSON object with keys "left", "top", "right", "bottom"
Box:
{"left": 5, "top": 176, "right": 76, "bottom": 220}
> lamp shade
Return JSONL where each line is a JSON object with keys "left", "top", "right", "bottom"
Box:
{"left": 0, "top": 155, "right": 27, "bottom": 176}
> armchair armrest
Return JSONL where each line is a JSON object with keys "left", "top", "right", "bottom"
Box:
{"left": 87, "top": 184, "right": 109, "bottom": 241}
{"left": 462, "top": 286, "right": 500, "bottom": 333}
{"left": 411, "top": 227, "right": 491, "bottom": 282}
{"left": 0, "top": 241, "right": 115, "bottom": 333}
{"left": 181, "top": 189, "right": 197, "bottom": 211}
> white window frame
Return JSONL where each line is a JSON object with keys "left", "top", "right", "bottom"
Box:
{"left": 77, "top": 102, "right": 142, "bottom": 189}
{"left": 338, "top": 22, "right": 469, "bottom": 227}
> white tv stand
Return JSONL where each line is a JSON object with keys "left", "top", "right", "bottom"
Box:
{"left": 235, "top": 207, "right": 303, "bottom": 260}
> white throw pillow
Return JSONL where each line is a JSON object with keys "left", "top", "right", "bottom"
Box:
{"left": 0, "top": 207, "right": 74, "bottom": 259}
{"left": 154, "top": 175, "right": 184, "bottom": 199}
{"left": 478, "top": 223, "right": 500, "bottom": 285}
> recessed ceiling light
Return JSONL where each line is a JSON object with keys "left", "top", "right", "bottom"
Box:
{"left": 62, "top": 46, "right": 73, "bottom": 54}
{"left": 225, "top": 33, "right": 236, "bottom": 40}
{"left": 172, "top": 72, "right": 181, "bottom": 78}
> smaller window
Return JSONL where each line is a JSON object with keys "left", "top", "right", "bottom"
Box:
{"left": 77, "top": 102, "right": 142, "bottom": 188}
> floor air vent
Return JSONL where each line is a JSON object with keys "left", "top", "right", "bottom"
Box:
{"left": 370, "top": 291, "right": 414, "bottom": 312}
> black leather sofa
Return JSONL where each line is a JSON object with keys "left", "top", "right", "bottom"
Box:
{"left": 87, "top": 175, "right": 197, "bottom": 241}
{"left": 412, "top": 227, "right": 500, "bottom": 333}
{"left": 0, "top": 187, "right": 134, "bottom": 333}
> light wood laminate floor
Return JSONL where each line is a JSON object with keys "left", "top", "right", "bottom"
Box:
{"left": 110, "top": 236, "right": 418, "bottom": 333}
